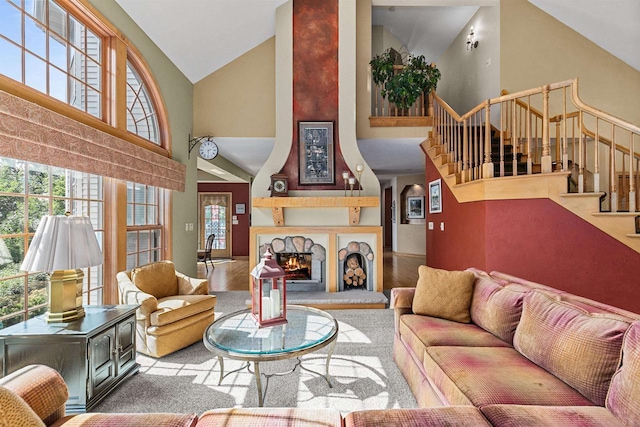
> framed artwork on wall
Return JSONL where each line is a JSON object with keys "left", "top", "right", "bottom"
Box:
{"left": 299, "top": 121, "right": 334, "bottom": 185}
{"left": 407, "top": 196, "right": 425, "bottom": 219}
{"left": 428, "top": 178, "right": 442, "bottom": 214}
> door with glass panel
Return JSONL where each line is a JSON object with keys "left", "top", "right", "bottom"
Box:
{"left": 199, "top": 193, "right": 231, "bottom": 259}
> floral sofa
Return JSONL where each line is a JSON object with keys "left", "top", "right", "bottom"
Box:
{"left": 390, "top": 266, "right": 640, "bottom": 426}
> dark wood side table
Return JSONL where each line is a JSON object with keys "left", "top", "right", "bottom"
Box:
{"left": 0, "top": 305, "right": 140, "bottom": 413}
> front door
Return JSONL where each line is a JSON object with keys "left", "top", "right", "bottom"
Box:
{"left": 199, "top": 193, "right": 231, "bottom": 259}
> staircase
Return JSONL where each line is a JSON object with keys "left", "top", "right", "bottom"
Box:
{"left": 427, "top": 79, "right": 640, "bottom": 254}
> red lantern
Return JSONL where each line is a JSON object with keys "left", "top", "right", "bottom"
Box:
{"left": 250, "top": 249, "right": 287, "bottom": 327}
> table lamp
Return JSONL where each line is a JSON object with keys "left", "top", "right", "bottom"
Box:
{"left": 20, "top": 213, "right": 103, "bottom": 323}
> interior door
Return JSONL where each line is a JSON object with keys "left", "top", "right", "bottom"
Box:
{"left": 199, "top": 193, "right": 232, "bottom": 259}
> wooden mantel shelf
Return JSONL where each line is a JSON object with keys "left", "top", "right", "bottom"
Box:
{"left": 252, "top": 197, "right": 379, "bottom": 227}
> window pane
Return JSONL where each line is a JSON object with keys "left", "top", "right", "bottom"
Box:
{"left": 0, "top": 197, "right": 25, "bottom": 234}
{"left": 147, "top": 206, "right": 156, "bottom": 224}
{"left": 24, "top": 0, "right": 46, "bottom": 23}
{"left": 0, "top": 37, "right": 22, "bottom": 81}
{"left": 0, "top": 1, "right": 22, "bottom": 45}
{"left": 126, "top": 232, "right": 136, "bottom": 253}
{"left": 25, "top": 51, "right": 46, "bottom": 93}
{"left": 126, "top": 204, "right": 133, "bottom": 226}
{"left": 86, "top": 86, "right": 100, "bottom": 118}
{"left": 27, "top": 273, "right": 48, "bottom": 307}
{"left": 49, "top": 32, "right": 66, "bottom": 69}
{"left": 28, "top": 162, "right": 49, "bottom": 195}
{"left": 0, "top": 277, "right": 25, "bottom": 325}
{"left": 48, "top": 0, "right": 67, "bottom": 40}
{"left": 24, "top": 14, "right": 46, "bottom": 59}
{"left": 48, "top": 64, "right": 67, "bottom": 102}
{"left": 86, "top": 56, "right": 100, "bottom": 91}
{"left": 86, "top": 28, "right": 100, "bottom": 62}
{"left": 138, "top": 251, "right": 149, "bottom": 266}
{"left": 138, "top": 231, "right": 149, "bottom": 251}
{"left": 135, "top": 205, "right": 145, "bottom": 225}
{"left": 0, "top": 237, "right": 22, "bottom": 269}
{"left": 68, "top": 15, "right": 82, "bottom": 50}
{"left": 28, "top": 197, "right": 48, "bottom": 232}
{"left": 126, "top": 60, "right": 159, "bottom": 144}
{"left": 126, "top": 254, "right": 136, "bottom": 271}
{"left": 0, "top": 159, "right": 25, "bottom": 194}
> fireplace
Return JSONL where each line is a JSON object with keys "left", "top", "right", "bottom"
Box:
{"left": 277, "top": 253, "right": 312, "bottom": 280}
{"left": 260, "top": 236, "right": 326, "bottom": 292}
{"left": 338, "top": 241, "right": 374, "bottom": 291}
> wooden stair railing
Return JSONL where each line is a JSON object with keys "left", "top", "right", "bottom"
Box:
{"left": 432, "top": 78, "right": 640, "bottom": 213}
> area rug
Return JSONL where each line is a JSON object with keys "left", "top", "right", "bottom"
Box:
{"left": 92, "top": 292, "right": 417, "bottom": 414}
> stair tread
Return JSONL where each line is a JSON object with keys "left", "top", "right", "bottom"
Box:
{"left": 560, "top": 192, "right": 606, "bottom": 198}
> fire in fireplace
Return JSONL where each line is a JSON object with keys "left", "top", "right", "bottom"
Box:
{"left": 276, "top": 253, "right": 313, "bottom": 281}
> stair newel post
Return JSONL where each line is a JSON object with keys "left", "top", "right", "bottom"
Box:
{"left": 541, "top": 84, "right": 552, "bottom": 173}
{"left": 499, "top": 101, "right": 505, "bottom": 177}
{"left": 428, "top": 92, "right": 434, "bottom": 119}
{"left": 462, "top": 118, "right": 469, "bottom": 182}
{"left": 562, "top": 87, "right": 569, "bottom": 171}
{"left": 527, "top": 96, "right": 532, "bottom": 175}
{"left": 610, "top": 124, "right": 618, "bottom": 212}
{"left": 483, "top": 101, "right": 494, "bottom": 178}
{"left": 512, "top": 98, "right": 518, "bottom": 176}
{"left": 630, "top": 133, "right": 636, "bottom": 213}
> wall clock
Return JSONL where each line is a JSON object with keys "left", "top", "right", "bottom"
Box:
{"left": 270, "top": 174, "right": 289, "bottom": 197}
{"left": 199, "top": 139, "right": 218, "bottom": 160}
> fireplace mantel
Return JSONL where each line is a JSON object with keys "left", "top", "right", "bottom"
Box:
{"left": 253, "top": 196, "right": 379, "bottom": 227}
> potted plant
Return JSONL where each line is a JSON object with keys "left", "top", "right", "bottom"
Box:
{"left": 370, "top": 48, "right": 441, "bottom": 113}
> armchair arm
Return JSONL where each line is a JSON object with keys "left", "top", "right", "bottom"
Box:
{"left": 390, "top": 287, "right": 416, "bottom": 333}
{"left": 116, "top": 272, "right": 158, "bottom": 318}
{"left": 0, "top": 364, "right": 69, "bottom": 425}
{"left": 176, "top": 271, "right": 209, "bottom": 295}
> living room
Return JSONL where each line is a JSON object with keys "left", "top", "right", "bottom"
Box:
{"left": 1, "top": 0, "right": 640, "bottom": 425}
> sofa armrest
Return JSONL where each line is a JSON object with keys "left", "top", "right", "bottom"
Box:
{"left": 390, "top": 288, "right": 416, "bottom": 333}
{"left": 116, "top": 272, "right": 158, "bottom": 317}
{"left": 0, "top": 364, "right": 69, "bottom": 425}
{"left": 176, "top": 271, "right": 209, "bottom": 295}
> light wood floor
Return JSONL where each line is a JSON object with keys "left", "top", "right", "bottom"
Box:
{"left": 198, "top": 249, "right": 425, "bottom": 292}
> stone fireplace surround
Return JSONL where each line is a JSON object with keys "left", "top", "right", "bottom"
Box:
{"left": 250, "top": 226, "right": 383, "bottom": 293}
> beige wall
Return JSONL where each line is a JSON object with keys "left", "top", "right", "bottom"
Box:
{"left": 87, "top": 0, "right": 197, "bottom": 276}
{"left": 193, "top": 38, "right": 276, "bottom": 137}
{"left": 371, "top": 25, "right": 404, "bottom": 57}
{"left": 393, "top": 174, "right": 427, "bottom": 255}
{"left": 437, "top": 4, "right": 500, "bottom": 122}
{"left": 501, "top": 0, "right": 640, "bottom": 125}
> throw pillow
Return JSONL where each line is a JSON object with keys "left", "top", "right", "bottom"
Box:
{"left": 131, "top": 261, "right": 178, "bottom": 299}
{"left": 412, "top": 265, "right": 475, "bottom": 323}
{"left": 0, "top": 386, "right": 45, "bottom": 427}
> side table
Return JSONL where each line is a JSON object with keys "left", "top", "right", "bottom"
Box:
{"left": 0, "top": 305, "right": 140, "bottom": 413}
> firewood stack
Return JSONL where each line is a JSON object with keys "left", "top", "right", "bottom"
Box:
{"left": 344, "top": 267, "right": 366, "bottom": 288}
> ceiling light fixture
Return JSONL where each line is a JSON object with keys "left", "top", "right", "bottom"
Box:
{"left": 466, "top": 26, "right": 478, "bottom": 51}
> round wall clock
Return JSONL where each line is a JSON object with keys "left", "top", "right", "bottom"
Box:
{"left": 199, "top": 139, "right": 218, "bottom": 160}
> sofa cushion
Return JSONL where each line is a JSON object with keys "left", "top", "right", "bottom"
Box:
{"left": 480, "top": 405, "right": 626, "bottom": 427}
{"left": 470, "top": 272, "right": 529, "bottom": 344}
{"left": 345, "top": 407, "right": 492, "bottom": 427}
{"left": 197, "top": 408, "right": 342, "bottom": 427}
{"left": 150, "top": 295, "right": 216, "bottom": 327}
{"left": 132, "top": 261, "right": 178, "bottom": 299}
{"left": 399, "top": 314, "right": 510, "bottom": 365}
{"left": 513, "top": 291, "right": 629, "bottom": 406}
{"left": 0, "top": 386, "right": 45, "bottom": 427}
{"left": 51, "top": 413, "right": 198, "bottom": 427}
{"left": 423, "top": 346, "right": 594, "bottom": 407}
{"left": 412, "top": 266, "right": 475, "bottom": 323}
{"left": 606, "top": 320, "right": 640, "bottom": 425}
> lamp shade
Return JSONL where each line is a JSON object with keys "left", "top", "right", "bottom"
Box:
{"left": 20, "top": 215, "right": 103, "bottom": 273}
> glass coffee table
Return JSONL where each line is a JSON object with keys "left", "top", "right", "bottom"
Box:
{"left": 203, "top": 305, "right": 339, "bottom": 407}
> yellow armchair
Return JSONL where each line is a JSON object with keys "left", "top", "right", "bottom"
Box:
{"left": 117, "top": 261, "right": 216, "bottom": 358}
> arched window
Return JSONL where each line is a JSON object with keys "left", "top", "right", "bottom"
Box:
{"left": 126, "top": 59, "right": 160, "bottom": 144}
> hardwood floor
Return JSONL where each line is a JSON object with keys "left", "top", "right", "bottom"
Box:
{"left": 199, "top": 249, "right": 425, "bottom": 292}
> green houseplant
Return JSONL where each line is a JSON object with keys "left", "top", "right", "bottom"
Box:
{"left": 370, "top": 48, "right": 441, "bottom": 112}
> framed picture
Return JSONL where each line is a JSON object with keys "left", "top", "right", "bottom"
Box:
{"left": 428, "top": 178, "right": 442, "bottom": 214}
{"left": 299, "top": 121, "right": 334, "bottom": 185}
{"left": 407, "top": 196, "right": 425, "bottom": 219}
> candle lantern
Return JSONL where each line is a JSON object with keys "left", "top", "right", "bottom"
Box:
{"left": 250, "top": 249, "right": 287, "bottom": 327}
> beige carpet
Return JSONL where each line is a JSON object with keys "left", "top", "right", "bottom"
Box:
{"left": 92, "top": 292, "right": 416, "bottom": 414}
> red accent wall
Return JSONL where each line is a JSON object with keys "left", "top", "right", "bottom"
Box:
{"left": 425, "top": 155, "right": 640, "bottom": 314}
{"left": 281, "top": 0, "right": 353, "bottom": 190}
{"left": 197, "top": 183, "right": 249, "bottom": 257}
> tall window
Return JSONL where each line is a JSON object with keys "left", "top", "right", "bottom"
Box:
{"left": 0, "top": 0, "right": 103, "bottom": 117}
{"left": 126, "top": 59, "right": 159, "bottom": 144}
{"left": 0, "top": 156, "right": 104, "bottom": 328}
{"left": 126, "top": 183, "right": 163, "bottom": 269}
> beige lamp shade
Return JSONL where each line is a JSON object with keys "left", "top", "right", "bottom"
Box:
{"left": 20, "top": 215, "right": 103, "bottom": 273}
{"left": 20, "top": 214, "right": 103, "bottom": 323}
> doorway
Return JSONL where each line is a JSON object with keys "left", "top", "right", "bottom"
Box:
{"left": 199, "top": 193, "right": 232, "bottom": 259}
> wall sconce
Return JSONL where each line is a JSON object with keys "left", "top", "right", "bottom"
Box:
{"left": 466, "top": 26, "right": 478, "bottom": 51}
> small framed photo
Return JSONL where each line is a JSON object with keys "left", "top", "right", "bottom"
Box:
{"left": 299, "top": 121, "right": 334, "bottom": 185}
{"left": 235, "top": 204, "right": 246, "bottom": 214}
{"left": 407, "top": 196, "right": 425, "bottom": 219}
{"left": 428, "top": 179, "right": 442, "bottom": 214}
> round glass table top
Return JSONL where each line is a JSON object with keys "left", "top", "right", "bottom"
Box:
{"left": 203, "top": 305, "right": 338, "bottom": 358}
